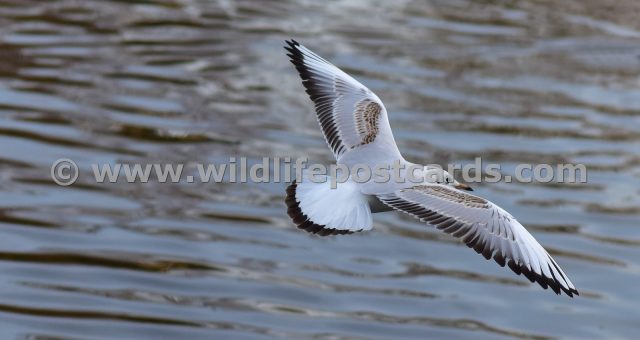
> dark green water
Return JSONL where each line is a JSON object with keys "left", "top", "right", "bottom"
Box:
{"left": 0, "top": 0, "right": 639, "bottom": 339}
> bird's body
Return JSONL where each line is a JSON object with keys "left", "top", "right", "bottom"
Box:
{"left": 284, "top": 40, "right": 578, "bottom": 297}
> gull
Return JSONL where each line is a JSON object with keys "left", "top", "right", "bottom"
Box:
{"left": 283, "top": 40, "right": 578, "bottom": 297}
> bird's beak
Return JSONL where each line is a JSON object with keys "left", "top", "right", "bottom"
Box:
{"left": 455, "top": 183, "right": 473, "bottom": 191}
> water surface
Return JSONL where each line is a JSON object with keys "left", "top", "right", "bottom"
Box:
{"left": 0, "top": 0, "right": 639, "bottom": 339}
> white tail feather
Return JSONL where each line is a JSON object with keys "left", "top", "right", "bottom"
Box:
{"left": 295, "top": 174, "right": 372, "bottom": 232}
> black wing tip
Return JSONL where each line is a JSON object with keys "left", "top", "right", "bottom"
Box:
{"left": 284, "top": 40, "right": 313, "bottom": 81}
{"left": 285, "top": 181, "right": 355, "bottom": 236}
{"left": 462, "top": 239, "right": 579, "bottom": 297}
{"left": 285, "top": 39, "right": 300, "bottom": 47}
{"left": 502, "top": 258, "right": 578, "bottom": 297}
{"left": 459, "top": 228, "right": 579, "bottom": 297}
{"left": 284, "top": 39, "right": 301, "bottom": 55}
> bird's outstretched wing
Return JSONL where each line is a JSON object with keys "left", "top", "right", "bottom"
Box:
{"left": 285, "top": 40, "right": 402, "bottom": 162}
{"left": 378, "top": 184, "right": 578, "bottom": 297}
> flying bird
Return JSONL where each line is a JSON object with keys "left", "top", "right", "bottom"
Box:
{"left": 283, "top": 39, "right": 578, "bottom": 297}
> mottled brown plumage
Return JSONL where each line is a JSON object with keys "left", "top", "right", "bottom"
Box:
{"left": 354, "top": 99, "right": 381, "bottom": 147}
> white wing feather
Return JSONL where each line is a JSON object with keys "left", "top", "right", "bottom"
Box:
{"left": 285, "top": 40, "right": 402, "bottom": 163}
{"left": 378, "top": 184, "right": 578, "bottom": 296}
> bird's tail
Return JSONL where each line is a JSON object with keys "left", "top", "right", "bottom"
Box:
{"left": 285, "top": 173, "right": 372, "bottom": 236}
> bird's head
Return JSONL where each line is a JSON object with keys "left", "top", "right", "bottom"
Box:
{"left": 423, "top": 166, "right": 473, "bottom": 191}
